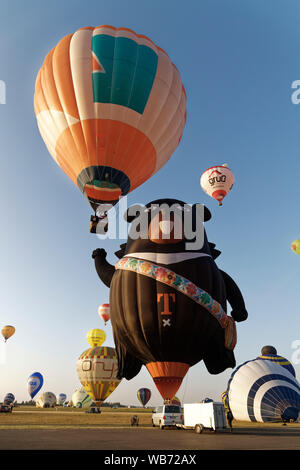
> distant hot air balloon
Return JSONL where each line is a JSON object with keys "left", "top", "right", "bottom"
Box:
{"left": 28, "top": 372, "right": 44, "bottom": 399}
{"left": 256, "top": 345, "right": 296, "bottom": 377}
{"left": 86, "top": 328, "right": 106, "bottom": 347}
{"left": 137, "top": 388, "right": 151, "bottom": 407}
{"left": 291, "top": 239, "right": 300, "bottom": 255}
{"left": 1, "top": 325, "right": 15, "bottom": 342}
{"left": 202, "top": 397, "right": 213, "bottom": 403}
{"left": 3, "top": 393, "right": 15, "bottom": 405}
{"left": 98, "top": 304, "right": 110, "bottom": 325}
{"left": 57, "top": 393, "right": 67, "bottom": 405}
{"left": 76, "top": 346, "right": 121, "bottom": 407}
{"left": 164, "top": 396, "right": 181, "bottom": 406}
{"left": 226, "top": 359, "right": 300, "bottom": 423}
{"left": 200, "top": 164, "right": 234, "bottom": 206}
{"left": 71, "top": 388, "right": 93, "bottom": 409}
{"left": 36, "top": 392, "right": 56, "bottom": 408}
{"left": 34, "top": 25, "right": 187, "bottom": 231}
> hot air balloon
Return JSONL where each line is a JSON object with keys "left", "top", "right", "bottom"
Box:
{"left": 200, "top": 164, "right": 234, "bottom": 206}
{"left": 137, "top": 388, "right": 151, "bottom": 407}
{"left": 71, "top": 387, "right": 93, "bottom": 409}
{"left": 291, "top": 239, "right": 300, "bottom": 255}
{"left": 57, "top": 393, "right": 67, "bottom": 405}
{"left": 256, "top": 345, "right": 296, "bottom": 377}
{"left": 36, "top": 392, "right": 56, "bottom": 408}
{"left": 86, "top": 328, "right": 106, "bottom": 347}
{"left": 221, "top": 390, "right": 230, "bottom": 410}
{"left": 98, "top": 304, "right": 110, "bottom": 325}
{"left": 76, "top": 346, "right": 121, "bottom": 407}
{"left": 226, "top": 358, "right": 300, "bottom": 423}
{"left": 164, "top": 396, "right": 181, "bottom": 406}
{"left": 34, "top": 25, "right": 187, "bottom": 232}
{"left": 202, "top": 397, "right": 213, "bottom": 403}
{"left": 3, "top": 393, "right": 15, "bottom": 405}
{"left": 28, "top": 372, "right": 44, "bottom": 399}
{"left": 93, "top": 198, "right": 248, "bottom": 401}
{"left": 1, "top": 325, "right": 15, "bottom": 342}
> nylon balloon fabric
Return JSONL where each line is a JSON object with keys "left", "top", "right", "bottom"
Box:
{"left": 226, "top": 359, "right": 300, "bottom": 422}
{"left": 137, "top": 388, "right": 151, "bottom": 407}
{"left": 76, "top": 346, "right": 121, "bottom": 406}
{"left": 93, "top": 199, "right": 248, "bottom": 401}
{"left": 34, "top": 26, "right": 186, "bottom": 211}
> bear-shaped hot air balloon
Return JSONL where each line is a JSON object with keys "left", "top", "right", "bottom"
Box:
{"left": 92, "top": 199, "right": 248, "bottom": 401}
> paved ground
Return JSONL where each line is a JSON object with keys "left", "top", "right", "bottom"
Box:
{"left": 0, "top": 426, "right": 299, "bottom": 450}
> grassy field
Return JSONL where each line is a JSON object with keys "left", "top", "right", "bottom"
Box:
{"left": 0, "top": 406, "right": 299, "bottom": 430}
{"left": 0, "top": 406, "right": 154, "bottom": 428}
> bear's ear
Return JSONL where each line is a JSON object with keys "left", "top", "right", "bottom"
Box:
{"left": 124, "top": 204, "right": 146, "bottom": 223}
{"left": 192, "top": 204, "right": 211, "bottom": 222}
{"left": 204, "top": 206, "right": 211, "bottom": 222}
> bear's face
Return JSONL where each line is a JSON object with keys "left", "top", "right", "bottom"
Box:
{"left": 123, "top": 199, "right": 212, "bottom": 260}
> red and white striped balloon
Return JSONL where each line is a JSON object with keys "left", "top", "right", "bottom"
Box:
{"left": 200, "top": 164, "right": 234, "bottom": 206}
{"left": 98, "top": 304, "right": 110, "bottom": 325}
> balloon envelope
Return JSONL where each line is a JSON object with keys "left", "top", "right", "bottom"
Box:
{"left": 226, "top": 359, "right": 300, "bottom": 422}
{"left": 291, "top": 239, "right": 300, "bottom": 255}
{"left": 57, "top": 393, "right": 67, "bottom": 405}
{"left": 200, "top": 164, "right": 234, "bottom": 206}
{"left": 98, "top": 304, "right": 110, "bottom": 325}
{"left": 71, "top": 388, "right": 92, "bottom": 409}
{"left": 76, "top": 346, "right": 121, "bottom": 406}
{"left": 3, "top": 393, "right": 15, "bottom": 405}
{"left": 36, "top": 392, "right": 56, "bottom": 408}
{"left": 86, "top": 328, "right": 106, "bottom": 348}
{"left": 1, "top": 325, "right": 15, "bottom": 342}
{"left": 256, "top": 353, "right": 296, "bottom": 377}
{"left": 164, "top": 396, "right": 181, "bottom": 406}
{"left": 137, "top": 388, "right": 151, "bottom": 407}
{"left": 28, "top": 372, "right": 44, "bottom": 399}
{"left": 34, "top": 25, "right": 187, "bottom": 212}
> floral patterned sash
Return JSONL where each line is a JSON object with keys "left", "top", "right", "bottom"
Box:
{"left": 115, "top": 256, "right": 236, "bottom": 350}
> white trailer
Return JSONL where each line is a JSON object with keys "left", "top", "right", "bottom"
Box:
{"left": 177, "top": 402, "right": 227, "bottom": 433}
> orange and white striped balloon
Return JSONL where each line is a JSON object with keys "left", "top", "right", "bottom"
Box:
{"left": 34, "top": 25, "right": 187, "bottom": 212}
{"left": 98, "top": 304, "right": 110, "bottom": 325}
{"left": 200, "top": 164, "right": 234, "bottom": 206}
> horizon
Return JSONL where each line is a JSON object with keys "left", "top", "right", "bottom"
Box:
{"left": 0, "top": 0, "right": 300, "bottom": 408}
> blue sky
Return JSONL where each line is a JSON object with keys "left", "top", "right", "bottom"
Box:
{"left": 0, "top": 0, "right": 300, "bottom": 406}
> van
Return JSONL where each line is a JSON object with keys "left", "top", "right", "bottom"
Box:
{"left": 152, "top": 405, "right": 183, "bottom": 429}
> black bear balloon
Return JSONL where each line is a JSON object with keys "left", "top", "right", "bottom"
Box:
{"left": 92, "top": 199, "right": 248, "bottom": 400}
